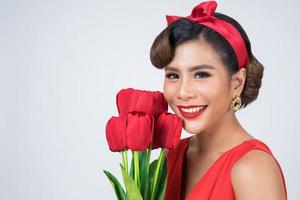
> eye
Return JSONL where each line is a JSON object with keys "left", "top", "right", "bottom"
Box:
{"left": 165, "top": 72, "right": 179, "bottom": 79}
{"left": 194, "top": 72, "right": 210, "bottom": 79}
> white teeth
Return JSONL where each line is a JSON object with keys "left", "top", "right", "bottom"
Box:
{"left": 181, "top": 106, "right": 206, "bottom": 113}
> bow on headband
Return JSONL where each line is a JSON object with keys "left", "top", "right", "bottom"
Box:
{"left": 165, "top": 1, "right": 249, "bottom": 69}
{"left": 166, "top": 1, "right": 217, "bottom": 25}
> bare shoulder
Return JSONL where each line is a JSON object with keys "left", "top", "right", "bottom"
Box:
{"left": 231, "top": 149, "right": 286, "bottom": 200}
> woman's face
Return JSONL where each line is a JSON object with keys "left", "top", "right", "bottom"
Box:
{"left": 163, "top": 39, "right": 236, "bottom": 134}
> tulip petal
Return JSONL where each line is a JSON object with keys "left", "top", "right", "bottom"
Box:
{"left": 116, "top": 88, "right": 136, "bottom": 115}
{"left": 135, "top": 91, "right": 154, "bottom": 115}
{"left": 116, "top": 88, "right": 167, "bottom": 119}
{"left": 152, "top": 91, "right": 168, "bottom": 119}
{"left": 127, "top": 112, "right": 153, "bottom": 151}
{"left": 105, "top": 116, "right": 127, "bottom": 152}
{"left": 153, "top": 112, "right": 183, "bottom": 150}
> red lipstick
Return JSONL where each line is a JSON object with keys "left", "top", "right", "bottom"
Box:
{"left": 177, "top": 105, "right": 207, "bottom": 119}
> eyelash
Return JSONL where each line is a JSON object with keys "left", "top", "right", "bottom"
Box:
{"left": 165, "top": 72, "right": 210, "bottom": 79}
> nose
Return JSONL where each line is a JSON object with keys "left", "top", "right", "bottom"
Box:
{"left": 177, "top": 79, "right": 196, "bottom": 101}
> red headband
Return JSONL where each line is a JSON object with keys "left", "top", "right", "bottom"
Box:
{"left": 166, "top": 1, "right": 249, "bottom": 69}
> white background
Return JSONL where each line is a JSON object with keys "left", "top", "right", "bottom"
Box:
{"left": 1, "top": 0, "right": 299, "bottom": 199}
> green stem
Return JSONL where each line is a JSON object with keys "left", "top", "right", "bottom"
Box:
{"left": 146, "top": 148, "right": 151, "bottom": 175}
{"left": 121, "top": 150, "right": 129, "bottom": 175}
{"left": 124, "top": 150, "right": 128, "bottom": 174}
{"left": 150, "top": 149, "right": 164, "bottom": 200}
{"left": 121, "top": 151, "right": 125, "bottom": 169}
{"left": 134, "top": 151, "right": 140, "bottom": 189}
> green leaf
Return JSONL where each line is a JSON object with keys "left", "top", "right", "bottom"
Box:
{"left": 139, "top": 151, "right": 149, "bottom": 199}
{"left": 155, "top": 152, "right": 167, "bottom": 200}
{"left": 120, "top": 164, "right": 143, "bottom": 200}
{"left": 150, "top": 150, "right": 167, "bottom": 200}
{"left": 129, "top": 152, "right": 134, "bottom": 178}
{"left": 103, "top": 170, "right": 126, "bottom": 200}
{"left": 148, "top": 159, "right": 158, "bottom": 182}
{"left": 157, "top": 177, "right": 166, "bottom": 200}
{"left": 148, "top": 159, "right": 158, "bottom": 199}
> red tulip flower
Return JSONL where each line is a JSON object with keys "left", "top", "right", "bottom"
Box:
{"left": 116, "top": 88, "right": 168, "bottom": 119}
{"left": 127, "top": 112, "right": 154, "bottom": 151}
{"left": 151, "top": 91, "right": 169, "bottom": 118}
{"left": 153, "top": 112, "right": 183, "bottom": 150}
{"left": 105, "top": 112, "right": 154, "bottom": 152}
{"left": 105, "top": 115, "right": 127, "bottom": 152}
{"left": 104, "top": 88, "right": 172, "bottom": 200}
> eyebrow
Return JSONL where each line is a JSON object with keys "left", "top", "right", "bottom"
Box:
{"left": 164, "top": 64, "right": 215, "bottom": 72}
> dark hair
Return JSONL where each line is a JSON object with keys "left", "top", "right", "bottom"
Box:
{"left": 150, "top": 13, "right": 264, "bottom": 109}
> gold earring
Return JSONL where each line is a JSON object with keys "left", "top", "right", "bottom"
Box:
{"left": 231, "top": 96, "right": 242, "bottom": 111}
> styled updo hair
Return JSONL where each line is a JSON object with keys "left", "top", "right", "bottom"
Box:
{"left": 150, "top": 13, "right": 264, "bottom": 109}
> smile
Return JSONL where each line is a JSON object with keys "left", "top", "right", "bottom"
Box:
{"left": 177, "top": 105, "right": 207, "bottom": 119}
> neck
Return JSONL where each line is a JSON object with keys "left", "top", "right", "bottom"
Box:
{"left": 191, "top": 110, "right": 252, "bottom": 154}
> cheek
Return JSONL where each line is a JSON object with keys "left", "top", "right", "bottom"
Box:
{"left": 205, "top": 81, "right": 232, "bottom": 116}
{"left": 163, "top": 81, "right": 176, "bottom": 103}
{"left": 163, "top": 81, "right": 179, "bottom": 114}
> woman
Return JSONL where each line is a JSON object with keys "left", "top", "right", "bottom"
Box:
{"left": 150, "top": 1, "right": 287, "bottom": 200}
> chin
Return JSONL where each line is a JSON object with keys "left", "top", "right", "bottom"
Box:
{"left": 182, "top": 119, "right": 204, "bottom": 134}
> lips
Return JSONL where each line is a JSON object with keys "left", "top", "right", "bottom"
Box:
{"left": 177, "top": 105, "right": 207, "bottom": 119}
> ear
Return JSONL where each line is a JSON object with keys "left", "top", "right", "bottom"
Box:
{"left": 230, "top": 68, "right": 247, "bottom": 97}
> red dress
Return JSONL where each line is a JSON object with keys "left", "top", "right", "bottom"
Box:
{"left": 164, "top": 136, "right": 288, "bottom": 200}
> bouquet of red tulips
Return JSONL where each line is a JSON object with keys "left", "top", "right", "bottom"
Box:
{"left": 104, "top": 88, "right": 183, "bottom": 200}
